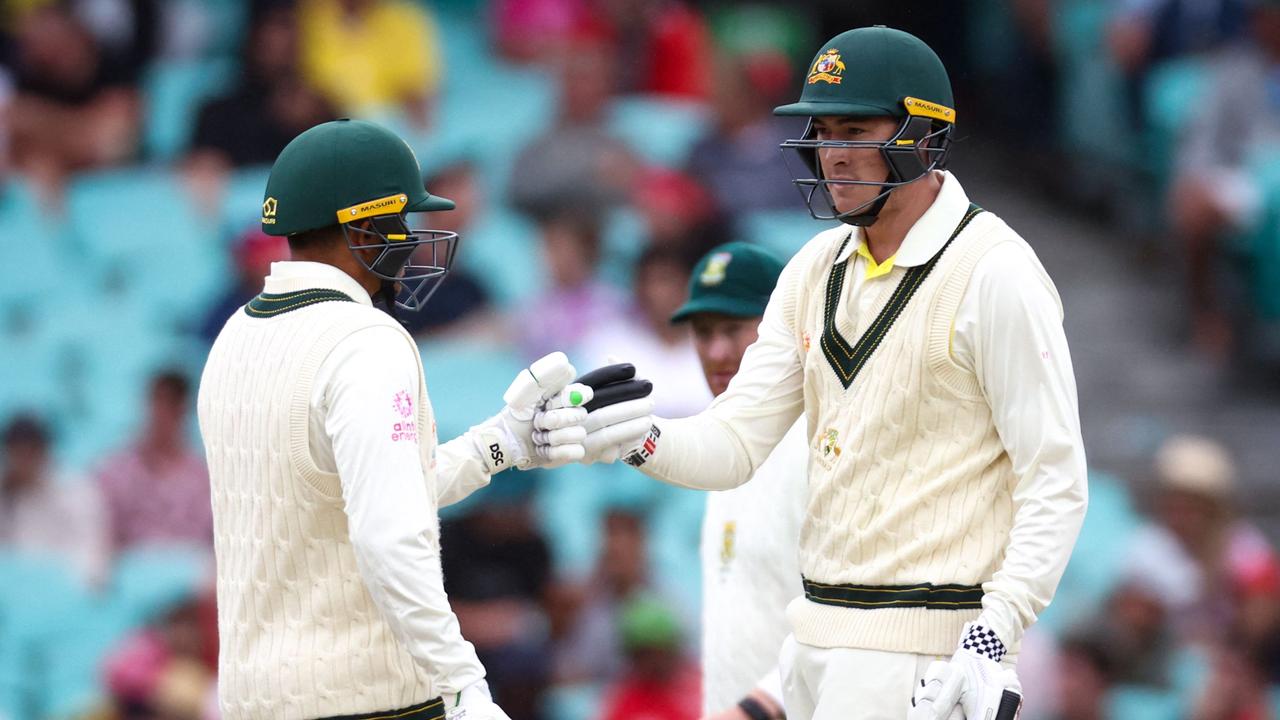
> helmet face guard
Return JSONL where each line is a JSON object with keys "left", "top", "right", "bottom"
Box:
{"left": 343, "top": 213, "right": 459, "bottom": 312}
{"left": 779, "top": 113, "right": 953, "bottom": 226}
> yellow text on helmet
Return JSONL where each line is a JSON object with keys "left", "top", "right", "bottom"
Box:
{"left": 336, "top": 194, "right": 409, "bottom": 223}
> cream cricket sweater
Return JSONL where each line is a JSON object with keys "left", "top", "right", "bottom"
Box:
{"left": 639, "top": 172, "right": 1088, "bottom": 656}
{"left": 199, "top": 268, "right": 448, "bottom": 719}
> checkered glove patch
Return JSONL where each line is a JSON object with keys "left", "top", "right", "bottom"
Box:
{"left": 961, "top": 623, "right": 1007, "bottom": 663}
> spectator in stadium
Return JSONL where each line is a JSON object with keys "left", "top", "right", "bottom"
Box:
{"left": 553, "top": 510, "right": 654, "bottom": 686}
{"left": 7, "top": 3, "right": 143, "bottom": 200}
{"left": 297, "top": 0, "right": 442, "bottom": 126}
{"left": 577, "top": 245, "right": 710, "bottom": 419}
{"left": 1046, "top": 635, "right": 1114, "bottom": 720}
{"left": 518, "top": 208, "right": 626, "bottom": 360}
{"left": 1082, "top": 577, "right": 1180, "bottom": 688}
{"left": 686, "top": 49, "right": 805, "bottom": 215}
{"left": 1168, "top": 0, "right": 1280, "bottom": 353}
{"left": 187, "top": 0, "right": 335, "bottom": 171}
{"left": 1188, "top": 641, "right": 1273, "bottom": 720}
{"left": 96, "top": 370, "right": 213, "bottom": 553}
{"left": 198, "top": 227, "right": 289, "bottom": 344}
{"left": 599, "top": 595, "right": 700, "bottom": 720}
{"left": 441, "top": 485, "right": 555, "bottom": 720}
{"left": 1122, "top": 435, "right": 1280, "bottom": 646}
{"left": 0, "top": 414, "right": 109, "bottom": 587}
{"left": 590, "top": 0, "right": 713, "bottom": 100}
{"left": 631, "top": 168, "right": 728, "bottom": 259}
{"left": 103, "top": 586, "right": 219, "bottom": 720}
{"left": 508, "top": 30, "right": 639, "bottom": 218}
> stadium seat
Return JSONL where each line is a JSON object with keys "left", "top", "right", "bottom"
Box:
{"left": 218, "top": 165, "right": 272, "bottom": 238}
{"left": 1106, "top": 685, "right": 1182, "bottom": 720}
{"left": 454, "top": 209, "right": 546, "bottom": 309}
{"left": 1143, "top": 57, "right": 1210, "bottom": 183}
{"left": 740, "top": 210, "right": 837, "bottom": 260}
{"left": 540, "top": 681, "right": 604, "bottom": 720}
{"left": 64, "top": 168, "right": 229, "bottom": 330}
{"left": 1051, "top": 0, "right": 1138, "bottom": 169}
{"left": 607, "top": 96, "right": 712, "bottom": 169}
{"left": 417, "top": 339, "right": 526, "bottom": 442}
{"left": 0, "top": 179, "right": 62, "bottom": 312}
{"left": 142, "top": 58, "right": 236, "bottom": 163}
{"left": 0, "top": 552, "right": 100, "bottom": 719}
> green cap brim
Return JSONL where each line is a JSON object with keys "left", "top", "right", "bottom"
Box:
{"left": 408, "top": 194, "right": 456, "bottom": 212}
{"left": 670, "top": 295, "right": 767, "bottom": 324}
{"left": 773, "top": 100, "right": 899, "bottom": 117}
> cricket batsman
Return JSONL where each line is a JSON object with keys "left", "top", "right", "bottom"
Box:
{"left": 671, "top": 242, "right": 808, "bottom": 720}
{"left": 198, "top": 119, "right": 600, "bottom": 720}
{"left": 599, "top": 27, "right": 1088, "bottom": 719}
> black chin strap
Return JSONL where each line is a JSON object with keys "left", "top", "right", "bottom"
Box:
{"left": 379, "top": 281, "right": 400, "bottom": 322}
{"left": 836, "top": 172, "right": 895, "bottom": 227}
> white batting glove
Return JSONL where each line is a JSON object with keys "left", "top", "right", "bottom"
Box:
{"left": 472, "top": 352, "right": 592, "bottom": 472}
{"left": 582, "top": 397, "right": 656, "bottom": 464}
{"left": 908, "top": 661, "right": 963, "bottom": 720}
{"left": 920, "top": 624, "right": 1022, "bottom": 720}
{"left": 444, "top": 680, "right": 512, "bottom": 720}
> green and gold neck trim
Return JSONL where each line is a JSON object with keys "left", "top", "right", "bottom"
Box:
{"left": 244, "top": 288, "right": 355, "bottom": 318}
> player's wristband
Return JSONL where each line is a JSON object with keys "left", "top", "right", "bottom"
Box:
{"left": 737, "top": 696, "right": 775, "bottom": 720}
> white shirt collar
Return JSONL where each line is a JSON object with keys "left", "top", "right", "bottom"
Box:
{"left": 834, "top": 171, "right": 971, "bottom": 267}
{"left": 262, "top": 261, "right": 374, "bottom": 306}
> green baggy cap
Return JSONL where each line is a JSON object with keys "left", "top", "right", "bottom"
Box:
{"left": 671, "top": 241, "right": 786, "bottom": 323}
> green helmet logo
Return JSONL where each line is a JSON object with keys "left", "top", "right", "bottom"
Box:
{"left": 807, "top": 49, "right": 846, "bottom": 85}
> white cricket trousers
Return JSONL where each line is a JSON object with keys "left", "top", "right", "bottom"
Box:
{"left": 779, "top": 634, "right": 944, "bottom": 720}
{"left": 779, "top": 635, "right": 1018, "bottom": 720}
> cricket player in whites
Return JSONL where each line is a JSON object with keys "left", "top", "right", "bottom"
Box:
{"left": 670, "top": 243, "right": 807, "bottom": 720}
{"left": 604, "top": 27, "right": 1088, "bottom": 719}
{"left": 198, "top": 120, "right": 598, "bottom": 720}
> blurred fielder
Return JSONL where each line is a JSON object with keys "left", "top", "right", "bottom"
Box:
{"left": 199, "top": 120, "right": 600, "bottom": 720}
{"left": 598, "top": 27, "right": 1088, "bottom": 720}
{"left": 669, "top": 242, "right": 806, "bottom": 720}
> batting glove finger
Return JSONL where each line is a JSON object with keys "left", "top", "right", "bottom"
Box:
{"left": 542, "top": 383, "right": 593, "bottom": 412}
{"left": 503, "top": 352, "right": 576, "bottom": 414}
{"left": 583, "top": 417, "right": 652, "bottom": 455}
{"left": 583, "top": 397, "right": 655, "bottom": 434}
{"left": 535, "top": 405, "right": 588, "bottom": 431}
{"left": 533, "top": 425, "right": 588, "bottom": 447}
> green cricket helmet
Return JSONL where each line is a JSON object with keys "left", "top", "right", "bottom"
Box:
{"left": 262, "top": 119, "right": 459, "bottom": 314}
{"left": 774, "top": 26, "right": 955, "bottom": 227}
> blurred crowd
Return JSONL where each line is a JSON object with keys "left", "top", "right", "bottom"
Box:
{"left": 0, "top": 0, "right": 1279, "bottom": 719}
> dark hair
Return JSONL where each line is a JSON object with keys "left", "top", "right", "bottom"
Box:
{"left": 151, "top": 369, "right": 191, "bottom": 404}
{"left": 286, "top": 224, "right": 345, "bottom": 255}
{"left": 2, "top": 413, "right": 50, "bottom": 448}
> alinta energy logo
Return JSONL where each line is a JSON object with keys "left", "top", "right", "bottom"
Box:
{"left": 391, "top": 390, "right": 418, "bottom": 443}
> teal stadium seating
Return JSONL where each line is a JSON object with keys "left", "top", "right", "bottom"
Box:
{"left": 142, "top": 58, "right": 236, "bottom": 163}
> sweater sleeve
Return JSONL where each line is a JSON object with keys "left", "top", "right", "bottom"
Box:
{"left": 952, "top": 243, "right": 1089, "bottom": 649}
{"left": 635, "top": 245, "right": 810, "bottom": 489}
{"left": 319, "top": 327, "right": 486, "bottom": 694}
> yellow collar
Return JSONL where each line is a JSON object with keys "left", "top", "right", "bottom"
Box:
{"left": 834, "top": 170, "right": 971, "bottom": 269}
{"left": 855, "top": 242, "right": 896, "bottom": 280}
